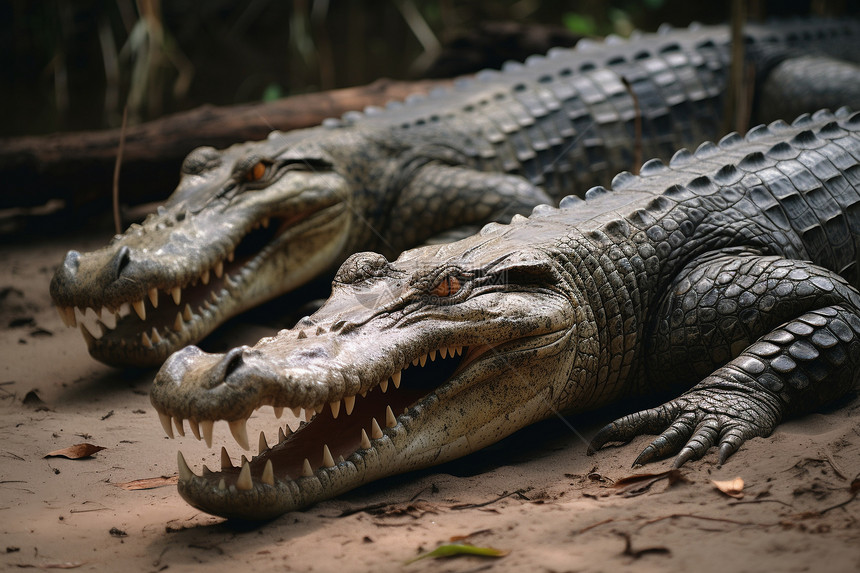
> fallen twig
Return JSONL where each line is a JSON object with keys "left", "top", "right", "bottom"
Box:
{"left": 450, "top": 488, "right": 531, "bottom": 510}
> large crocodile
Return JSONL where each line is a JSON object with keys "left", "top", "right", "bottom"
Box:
{"left": 50, "top": 20, "right": 860, "bottom": 367}
{"left": 152, "top": 108, "right": 860, "bottom": 520}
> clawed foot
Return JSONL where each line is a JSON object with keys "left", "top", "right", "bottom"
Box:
{"left": 586, "top": 385, "right": 783, "bottom": 467}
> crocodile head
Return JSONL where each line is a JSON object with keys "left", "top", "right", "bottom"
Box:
{"left": 50, "top": 128, "right": 363, "bottom": 367}
{"left": 150, "top": 222, "right": 593, "bottom": 520}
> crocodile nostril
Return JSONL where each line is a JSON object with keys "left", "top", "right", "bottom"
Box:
{"left": 221, "top": 346, "right": 247, "bottom": 382}
{"left": 61, "top": 250, "right": 81, "bottom": 276}
{"left": 111, "top": 246, "right": 132, "bottom": 281}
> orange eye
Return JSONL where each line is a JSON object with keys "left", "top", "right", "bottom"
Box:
{"left": 246, "top": 161, "right": 267, "bottom": 182}
{"left": 432, "top": 275, "right": 461, "bottom": 298}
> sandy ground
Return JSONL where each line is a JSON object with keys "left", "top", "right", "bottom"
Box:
{"left": 1, "top": 227, "right": 859, "bottom": 573}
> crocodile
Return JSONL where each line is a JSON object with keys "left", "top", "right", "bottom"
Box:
{"left": 151, "top": 108, "right": 860, "bottom": 520}
{"left": 50, "top": 20, "right": 860, "bottom": 367}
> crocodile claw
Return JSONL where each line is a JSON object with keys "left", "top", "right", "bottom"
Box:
{"left": 587, "top": 385, "right": 782, "bottom": 467}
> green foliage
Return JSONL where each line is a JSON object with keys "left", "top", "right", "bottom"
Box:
{"left": 405, "top": 542, "right": 509, "bottom": 564}
{"left": 262, "top": 83, "right": 283, "bottom": 102}
{"left": 562, "top": 12, "right": 598, "bottom": 36}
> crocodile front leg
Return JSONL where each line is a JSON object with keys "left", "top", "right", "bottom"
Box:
{"left": 386, "top": 163, "right": 553, "bottom": 249}
{"left": 589, "top": 253, "right": 860, "bottom": 466}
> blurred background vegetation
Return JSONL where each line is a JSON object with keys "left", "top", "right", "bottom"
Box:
{"left": 1, "top": 0, "right": 856, "bottom": 137}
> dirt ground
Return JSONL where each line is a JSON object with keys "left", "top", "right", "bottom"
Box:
{"left": 1, "top": 228, "right": 859, "bottom": 573}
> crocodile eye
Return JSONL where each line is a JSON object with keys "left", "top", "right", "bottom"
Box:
{"left": 432, "top": 275, "right": 461, "bottom": 298}
{"left": 245, "top": 161, "right": 267, "bottom": 182}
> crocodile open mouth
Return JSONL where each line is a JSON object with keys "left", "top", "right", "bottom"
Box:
{"left": 55, "top": 216, "right": 286, "bottom": 359}
{"left": 170, "top": 343, "right": 492, "bottom": 495}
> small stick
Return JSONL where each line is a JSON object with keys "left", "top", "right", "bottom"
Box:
{"left": 112, "top": 105, "right": 129, "bottom": 235}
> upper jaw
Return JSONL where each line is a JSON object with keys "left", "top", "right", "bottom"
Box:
{"left": 51, "top": 196, "right": 351, "bottom": 367}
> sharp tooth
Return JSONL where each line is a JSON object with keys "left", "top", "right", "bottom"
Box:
{"left": 229, "top": 419, "right": 250, "bottom": 450}
{"left": 201, "top": 420, "right": 214, "bottom": 447}
{"left": 379, "top": 379, "right": 388, "bottom": 393}
{"left": 258, "top": 431, "right": 269, "bottom": 454}
{"left": 419, "top": 354, "right": 427, "bottom": 367}
{"left": 218, "top": 478, "right": 226, "bottom": 490}
{"left": 141, "top": 331, "right": 153, "bottom": 349}
{"left": 201, "top": 465, "right": 213, "bottom": 476}
{"left": 174, "top": 312, "right": 184, "bottom": 332}
{"left": 302, "top": 458, "right": 313, "bottom": 477}
{"left": 262, "top": 460, "right": 274, "bottom": 486}
{"left": 456, "top": 346, "right": 463, "bottom": 356}
{"left": 183, "top": 304, "right": 193, "bottom": 321}
{"left": 68, "top": 306, "right": 79, "bottom": 327}
{"left": 220, "top": 446, "right": 233, "bottom": 469}
{"left": 236, "top": 462, "right": 252, "bottom": 491}
{"left": 159, "top": 412, "right": 174, "bottom": 438}
{"left": 322, "top": 444, "right": 335, "bottom": 468}
{"left": 429, "top": 349, "right": 436, "bottom": 361}
{"left": 304, "top": 408, "right": 314, "bottom": 422}
{"left": 338, "top": 455, "right": 345, "bottom": 464}
{"left": 227, "top": 250, "right": 235, "bottom": 262}
{"left": 392, "top": 371, "right": 401, "bottom": 388}
{"left": 344, "top": 395, "right": 355, "bottom": 415}
{"left": 371, "top": 418, "right": 383, "bottom": 440}
{"left": 177, "top": 451, "right": 193, "bottom": 481}
{"left": 148, "top": 288, "right": 159, "bottom": 308}
{"left": 214, "top": 260, "right": 224, "bottom": 278}
{"left": 57, "top": 306, "right": 73, "bottom": 327}
{"left": 278, "top": 427, "right": 287, "bottom": 443}
{"left": 291, "top": 406, "right": 301, "bottom": 418}
{"left": 440, "top": 346, "right": 448, "bottom": 359}
{"left": 274, "top": 406, "right": 284, "bottom": 418}
{"left": 132, "top": 300, "right": 146, "bottom": 321}
{"left": 171, "top": 287, "right": 181, "bottom": 305}
{"left": 261, "top": 217, "right": 270, "bottom": 228}
{"left": 241, "top": 455, "right": 249, "bottom": 466}
{"left": 173, "top": 417, "right": 185, "bottom": 437}
{"left": 329, "top": 401, "right": 340, "bottom": 419}
{"left": 189, "top": 419, "right": 201, "bottom": 440}
{"left": 151, "top": 327, "right": 162, "bottom": 344}
{"left": 412, "top": 357, "right": 419, "bottom": 366}
{"left": 385, "top": 405, "right": 396, "bottom": 428}
{"left": 79, "top": 323, "right": 95, "bottom": 347}
{"left": 360, "top": 429, "right": 371, "bottom": 449}
{"left": 201, "top": 269, "right": 210, "bottom": 285}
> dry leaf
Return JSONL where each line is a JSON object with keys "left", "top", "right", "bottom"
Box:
{"left": 713, "top": 477, "right": 744, "bottom": 499}
{"left": 613, "top": 469, "right": 689, "bottom": 496}
{"left": 113, "top": 475, "right": 178, "bottom": 490}
{"left": 613, "top": 469, "right": 685, "bottom": 487}
{"left": 44, "top": 443, "right": 106, "bottom": 459}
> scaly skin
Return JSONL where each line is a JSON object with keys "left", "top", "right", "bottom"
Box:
{"left": 151, "top": 109, "right": 860, "bottom": 520}
{"left": 51, "top": 20, "right": 860, "bottom": 366}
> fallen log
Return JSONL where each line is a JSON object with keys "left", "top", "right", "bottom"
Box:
{"left": 0, "top": 78, "right": 451, "bottom": 220}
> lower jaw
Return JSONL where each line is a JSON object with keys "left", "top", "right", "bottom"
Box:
{"left": 84, "top": 309, "right": 218, "bottom": 367}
